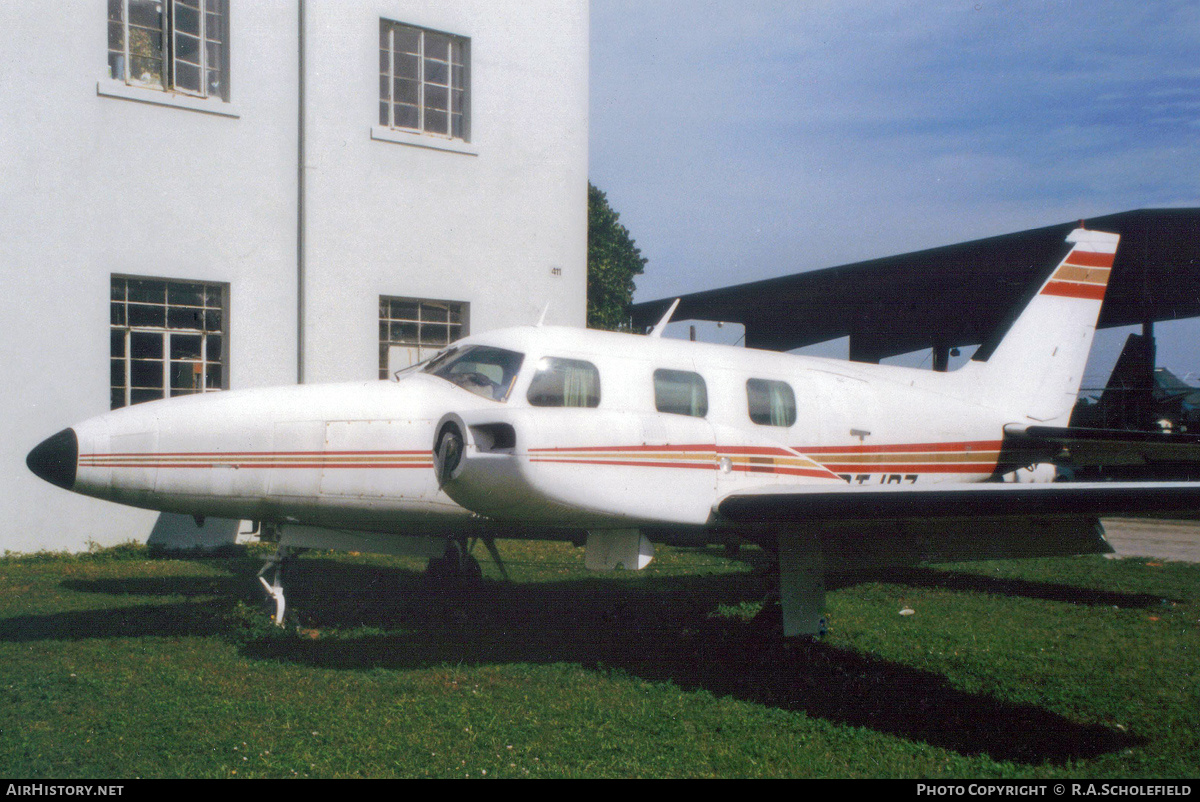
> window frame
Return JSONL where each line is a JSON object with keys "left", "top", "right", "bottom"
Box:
{"left": 379, "top": 296, "right": 468, "bottom": 379}
{"left": 106, "top": 0, "right": 230, "bottom": 102}
{"left": 110, "top": 275, "right": 229, "bottom": 410}
{"left": 378, "top": 19, "right": 470, "bottom": 143}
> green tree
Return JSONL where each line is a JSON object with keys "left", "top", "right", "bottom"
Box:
{"left": 587, "top": 182, "right": 647, "bottom": 330}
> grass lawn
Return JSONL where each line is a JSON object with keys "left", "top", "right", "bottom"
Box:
{"left": 0, "top": 539, "right": 1197, "bottom": 778}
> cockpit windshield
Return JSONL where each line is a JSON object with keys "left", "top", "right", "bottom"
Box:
{"left": 423, "top": 345, "right": 525, "bottom": 402}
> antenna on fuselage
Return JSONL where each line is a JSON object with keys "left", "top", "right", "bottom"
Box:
{"left": 535, "top": 302, "right": 551, "bottom": 327}
{"left": 647, "top": 299, "right": 680, "bottom": 338}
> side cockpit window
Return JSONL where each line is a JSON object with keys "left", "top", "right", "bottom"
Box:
{"left": 424, "top": 345, "right": 524, "bottom": 401}
{"left": 527, "top": 357, "right": 601, "bottom": 407}
{"left": 654, "top": 369, "right": 707, "bottom": 417}
{"left": 747, "top": 378, "right": 796, "bottom": 427}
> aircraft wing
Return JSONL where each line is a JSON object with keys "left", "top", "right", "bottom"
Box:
{"left": 716, "top": 480, "right": 1200, "bottom": 524}
{"left": 1003, "top": 424, "right": 1200, "bottom": 468}
{"left": 715, "top": 480, "right": 1200, "bottom": 636}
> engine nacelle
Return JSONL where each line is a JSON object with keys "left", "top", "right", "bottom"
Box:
{"left": 434, "top": 411, "right": 545, "bottom": 520}
{"left": 432, "top": 408, "right": 724, "bottom": 528}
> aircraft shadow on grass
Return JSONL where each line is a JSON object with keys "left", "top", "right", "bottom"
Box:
{"left": 825, "top": 565, "right": 1177, "bottom": 608}
{"left": 0, "top": 552, "right": 1155, "bottom": 765}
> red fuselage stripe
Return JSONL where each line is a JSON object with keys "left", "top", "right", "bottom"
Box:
{"left": 82, "top": 439, "right": 1000, "bottom": 477}
{"left": 81, "top": 461, "right": 433, "bottom": 469}
{"left": 83, "top": 450, "right": 430, "bottom": 458}
{"left": 529, "top": 458, "right": 716, "bottom": 471}
{"left": 794, "top": 440, "right": 1001, "bottom": 454}
{"left": 529, "top": 443, "right": 717, "bottom": 454}
{"left": 822, "top": 463, "right": 994, "bottom": 474}
{"left": 529, "top": 456, "right": 834, "bottom": 479}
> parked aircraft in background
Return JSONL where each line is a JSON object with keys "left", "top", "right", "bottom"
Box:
{"left": 26, "top": 229, "right": 1200, "bottom": 636}
{"left": 1073, "top": 349, "right": 1200, "bottom": 437}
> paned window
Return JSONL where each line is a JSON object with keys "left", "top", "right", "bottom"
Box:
{"left": 380, "top": 297, "right": 467, "bottom": 378}
{"left": 527, "top": 358, "right": 601, "bottom": 408}
{"left": 107, "top": 0, "right": 229, "bottom": 100}
{"left": 110, "top": 276, "right": 228, "bottom": 409}
{"left": 654, "top": 369, "right": 708, "bottom": 418}
{"left": 746, "top": 379, "right": 797, "bottom": 427}
{"left": 379, "top": 20, "right": 468, "bottom": 140}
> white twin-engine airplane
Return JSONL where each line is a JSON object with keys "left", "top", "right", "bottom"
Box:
{"left": 25, "top": 229, "right": 1200, "bottom": 636}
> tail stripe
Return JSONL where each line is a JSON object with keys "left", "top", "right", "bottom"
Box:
{"left": 1041, "top": 280, "right": 1107, "bottom": 300}
{"left": 1054, "top": 264, "right": 1111, "bottom": 284}
{"left": 1063, "top": 250, "right": 1115, "bottom": 268}
{"left": 1039, "top": 244, "right": 1115, "bottom": 300}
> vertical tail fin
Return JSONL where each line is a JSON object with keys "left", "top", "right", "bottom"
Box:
{"left": 976, "top": 228, "right": 1119, "bottom": 425}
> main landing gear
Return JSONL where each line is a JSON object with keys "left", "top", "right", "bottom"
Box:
{"left": 424, "top": 538, "right": 483, "bottom": 586}
{"left": 423, "top": 537, "right": 509, "bottom": 586}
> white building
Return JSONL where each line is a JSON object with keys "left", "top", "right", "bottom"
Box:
{"left": 0, "top": 1, "right": 589, "bottom": 552}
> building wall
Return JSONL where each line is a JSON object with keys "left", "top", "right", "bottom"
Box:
{"left": 302, "top": 1, "right": 589, "bottom": 383}
{"left": 0, "top": 1, "right": 588, "bottom": 552}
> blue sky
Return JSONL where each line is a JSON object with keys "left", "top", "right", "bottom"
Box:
{"left": 588, "top": 0, "right": 1200, "bottom": 381}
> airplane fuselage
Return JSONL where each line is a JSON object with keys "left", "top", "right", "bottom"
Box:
{"left": 45, "top": 325, "right": 1023, "bottom": 543}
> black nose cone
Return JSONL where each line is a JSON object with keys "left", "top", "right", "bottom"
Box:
{"left": 26, "top": 428, "right": 78, "bottom": 490}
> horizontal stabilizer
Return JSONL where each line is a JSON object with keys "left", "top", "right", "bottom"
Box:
{"left": 1007, "top": 425, "right": 1200, "bottom": 468}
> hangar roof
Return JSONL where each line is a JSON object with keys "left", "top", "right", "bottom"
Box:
{"left": 629, "top": 208, "right": 1200, "bottom": 362}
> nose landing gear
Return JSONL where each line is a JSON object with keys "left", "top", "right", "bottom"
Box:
{"left": 257, "top": 544, "right": 300, "bottom": 627}
{"left": 253, "top": 533, "right": 510, "bottom": 628}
